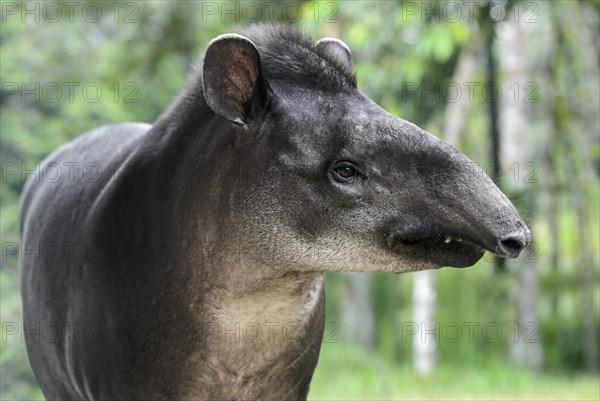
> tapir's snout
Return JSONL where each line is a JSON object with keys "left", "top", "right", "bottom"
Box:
{"left": 388, "top": 212, "right": 531, "bottom": 268}
{"left": 384, "top": 128, "right": 532, "bottom": 268}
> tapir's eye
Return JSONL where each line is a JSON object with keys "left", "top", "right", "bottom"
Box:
{"left": 332, "top": 161, "right": 360, "bottom": 183}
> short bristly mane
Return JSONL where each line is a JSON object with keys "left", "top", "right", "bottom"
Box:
{"left": 239, "top": 24, "right": 357, "bottom": 90}
{"left": 160, "top": 24, "right": 357, "bottom": 125}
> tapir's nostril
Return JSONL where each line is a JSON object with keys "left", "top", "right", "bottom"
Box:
{"left": 497, "top": 233, "right": 529, "bottom": 258}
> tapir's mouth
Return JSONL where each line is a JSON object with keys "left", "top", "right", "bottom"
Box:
{"left": 387, "top": 231, "right": 486, "bottom": 268}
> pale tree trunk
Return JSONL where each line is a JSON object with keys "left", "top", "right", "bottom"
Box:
{"left": 412, "top": 271, "right": 437, "bottom": 374}
{"left": 339, "top": 273, "right": 375, "bottom": 349}
{"left": 412, "top": 45, "right": 477, "bottom": 375}
{"left": 498, "top": 19, "right": 544, "bottom": 372}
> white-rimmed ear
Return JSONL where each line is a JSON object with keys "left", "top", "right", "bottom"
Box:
{"left": 315, "top": 37, "right": 352, "bottom": 70}
{"left": 203, "top": 34, "right": 269, "bottom": 127}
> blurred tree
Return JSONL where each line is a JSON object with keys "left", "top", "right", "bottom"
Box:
{"left": 340, "top": 273, "right": 376, "bottom": 349}
{"left": 550, "top": 1, "right": 599, "bottom": 373}
{"left": 412, "top": 270, "right": 437, "bottom": 374}
{"left": 498, "top": 17, "right": 544, "bottom": 372}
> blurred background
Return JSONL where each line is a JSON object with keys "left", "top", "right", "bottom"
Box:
{"left": 1, "top": 0, "right": 599, "bottom": 399}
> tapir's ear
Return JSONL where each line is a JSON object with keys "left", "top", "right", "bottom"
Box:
{"left": 203, "top": 34, "right": 269, "bottom": 127}
{"left": 315, "top": 37, "right": 352, "bottom": 70}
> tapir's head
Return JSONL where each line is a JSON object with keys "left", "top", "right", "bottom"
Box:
{"left": 200, "top": 26, "right": 530, "bottom": 273}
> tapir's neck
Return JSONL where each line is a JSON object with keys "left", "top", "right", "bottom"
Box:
{"left": 181, "top": 272, "right": 326, "bottom": 399}
{"left": 131, "top": 90, "right": 326, "bottom": 398}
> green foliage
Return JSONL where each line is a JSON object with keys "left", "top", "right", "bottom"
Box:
{"left": 540, "top": 316, "right": 600, "bottom": 373}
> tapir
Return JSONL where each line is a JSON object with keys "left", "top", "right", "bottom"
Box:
{"left": 20, "top": 24, "right": 531, "bottom": 400}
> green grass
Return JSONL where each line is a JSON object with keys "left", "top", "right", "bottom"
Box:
{"left": 309, "top": 341, "right": 600, "bottom": 400}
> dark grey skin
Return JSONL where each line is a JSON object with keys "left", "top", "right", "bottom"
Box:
{"left": 20, "top": 25, "right": 530, "bottom": 400}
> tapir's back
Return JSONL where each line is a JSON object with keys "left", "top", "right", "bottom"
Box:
{"left": 19, "top": 123, "right": 151, "bottom": 399}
